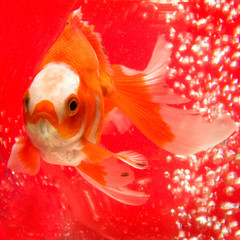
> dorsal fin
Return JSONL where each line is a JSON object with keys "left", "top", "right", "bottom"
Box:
{"left": 71, "top": 8, "right": 112, "bottom": 75}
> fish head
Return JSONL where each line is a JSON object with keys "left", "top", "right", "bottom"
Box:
{"left": 23, "top": 62, "right": 86, "bottom": 148}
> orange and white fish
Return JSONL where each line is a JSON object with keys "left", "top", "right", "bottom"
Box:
{"left": 8, "top": 9, "right": 236, "bottom": 205}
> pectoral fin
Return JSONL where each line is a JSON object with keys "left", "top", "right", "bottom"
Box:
{"left": 7, "top": 137, "right": 40, "bottom": 176}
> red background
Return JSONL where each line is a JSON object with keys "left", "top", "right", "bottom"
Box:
{"left": 0, "top": 1, "right": 240, "bottom": 239}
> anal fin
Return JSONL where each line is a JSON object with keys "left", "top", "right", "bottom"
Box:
{"left": 77, "top": 167, "right": 149, "bottom": 206}
{"left": 81, "top": 139, "right": 148, "bottom": 169}
{"left": 76, "top": 139, "right": 149, "bottom": 205}
{"left": 77, "top": 158, "right": 134, "bottom": 187}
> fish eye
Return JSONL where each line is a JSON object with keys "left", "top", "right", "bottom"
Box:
{"left": 70, "top": 100, "right": 77, "bottom": 111}
{"left": 23, "top": 91, "right": 30, "bottom": 112}
{"left": 67, "top": 94, "right": 79, "bottom": 116}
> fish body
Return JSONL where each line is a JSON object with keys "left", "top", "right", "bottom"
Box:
{"left": 8, "top": 9, "right": 236, "bottom": 205}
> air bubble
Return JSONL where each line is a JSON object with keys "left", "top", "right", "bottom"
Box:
{"left": 3, "top": 141, "right": 7, "bottom": 149}
{"left": 178, "top": 230, "right": 186, "bottom": 238}
{"left": 222, "top": 34, "right": 230, "bottom": 43}
{"left": 232, "top": 51, "right": 240, "bottom": 59}
{"left": 228, "top": 220, "right": 238, "bottom": 229}
{"left": 233, "top": 37, "right": 240, "bottom": 45}
{"left": 197, "top": 18, "right": 207, "bottom": 29}
{"left": 173, "top": 176, "right": 180, "bottom": 184}
{"left": 234, "top": 26, "right": 240, "bottom": 36}
{"left": 179, "top": 56, "right": 191, "bottom": 65}
{"left": 195, "top": 215, "right": 208, "bottom": 227}
{"left": 222, "top": 3, "right": 230, "bottom": 13}
{"left": 225, "top": 171, "right": 237, "bottom": 185}
{"left": 206, "top": 23, "right": 214, "bottom": 32}
{"left": 166, "top": 12, "right": 176, "bottom": 23}
{"left": 233, "top": 96, "right": 240, "bottom": 104}
{"left": 213, "top": 150, "right": 224, "bottom": 165}
{"left": 174, "top": 81, "right": 180, "bottom": 89}
{"left": 142, "top": 12, "right": 147, "bottom": 20}
{"left": 212, "top": 48, "right": 225, "bottom": 65}
{"left": 227, "top": 93, "right": 233, "bottom": 101}
{"left": 230, "top": 8, "right": 238, "bottom": 19}
{"left": 225, "top": 149, "right": 236, "bottom": 161}
{"left": 220, "top": 202, "right": 239, "bottom": 211}
{"left": 192, "top": 44, "right": 201, "bottom": 53}
{"left": 206, "top": 170, "right": 216, "bottom": 180}
{"left": 225, "top": 186, "right": 235, "bottom": 196}
{"left": 189, "top": 237, "right": 198, "bottom": 240}
{"left": 232, "top": 78, "right": 239, "bottom": 84}
{"left": 234, "top": 177, "right": 240, "bottom": 188}
{"left": 235, "top": 230, "right": 240, "bottom": 239}
{"left": 185, "top": 175, "right": 190, "bottom": 181}
{"left": 205, "top": 0, "right": 217, "bottom": 7}
{"left": 169, "top": 27, "right": 176, "bottom": 39}
{"left": 222, "top": 163, "right": 230, "bottom": 173}
{"left": 185, "top": 75, "right": 192, "bottom": 81}
{"left": 170, "top": 209, "right": 175, "bottom": 214}
{"left": 197, "top": 206, "right": 207, "bottom": 214}
{"left": 230, "top": 60, "right": 238, "bottom": 68}
{"left": 164, "top": 171, "right": 170, "bottom": 179}
{"left": 206, "top": 170, "right": 216, "bottom": 186}
{"left": 166, "top": 155, "right": 172, "bottom": 163}
{"left": 179, "top": 44, "right": 187, "bottom": 51}
{"left": 207, "top": 201, "right": 216, "bottom": 212}
{"left": 179, "top": 83, "right": 186, "bottom": 91}
{"left": 213, "top": 221, "right": 222, "bottom": 233}
{"left": 201, "top": 186, "right": 211, "bottom": 199}
{"left": 218, "top": 233, "right": 225, "bottom": 240}
{"left": 236, "top": 153, "right": 240, "bottom": 162}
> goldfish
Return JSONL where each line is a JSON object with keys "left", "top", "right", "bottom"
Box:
{"left": 8, "top": 8, "right": 236, "bottom": 205}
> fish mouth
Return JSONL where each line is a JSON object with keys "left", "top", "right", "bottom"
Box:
{"left": 31, "top": 112, "right": 58, "bottom": 127}
{"left": 31, "top": 100, "right": 59, "bottom": 127}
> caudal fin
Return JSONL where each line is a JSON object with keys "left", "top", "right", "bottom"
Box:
{"left": 111, "top": 36, "right": 237, "bottom": 155}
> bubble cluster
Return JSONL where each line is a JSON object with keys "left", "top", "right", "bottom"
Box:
{"left": 166, "top": 127, "right": 240, "bottom": 238}
{"left": 165, "top": 0, "right": 240, "bottom": 123}
{"left": 0, "top": 113, "right": 23, "bottom": 151}
{"left": 167, "top": 153, "right": 240, "bottom": 239}
{"left": 162, "top": 0, "right": 240, "bottom": 238}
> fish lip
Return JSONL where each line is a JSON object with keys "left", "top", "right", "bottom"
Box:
{"left": 30, "top": 100, "right": 59, "bottom": 127}
{"left": 31, "top": 112, "right": 58, "bottom": 127}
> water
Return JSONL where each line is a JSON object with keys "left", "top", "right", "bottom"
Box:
{"left": 0, "top": 0, "right": 240, "bottom": 239}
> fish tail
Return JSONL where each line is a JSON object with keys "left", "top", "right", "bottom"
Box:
{"left": 111, "top": 35, "right": 236, "bottom": 155}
